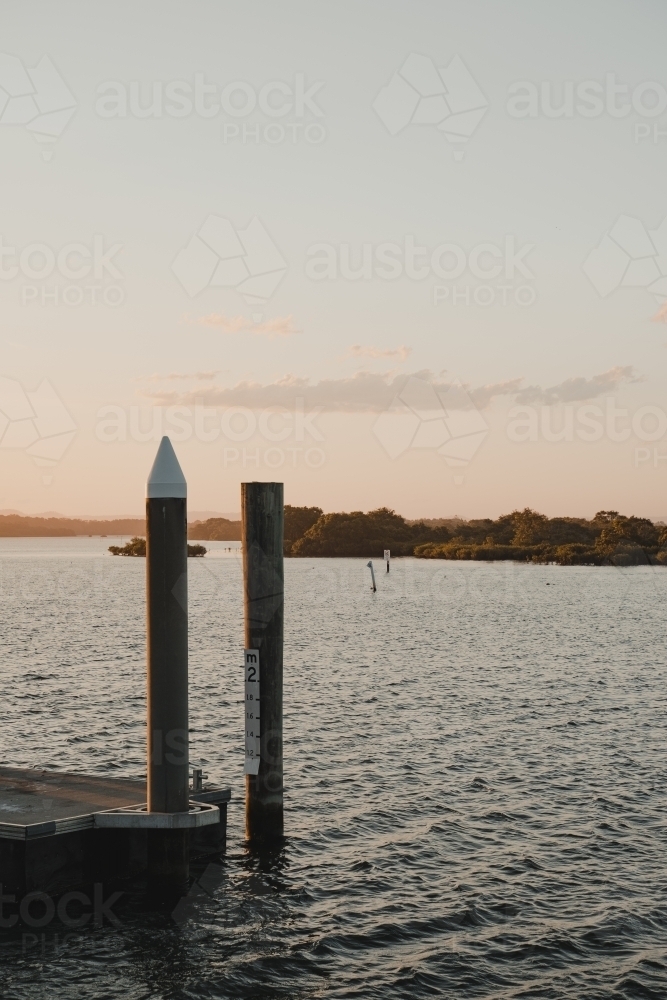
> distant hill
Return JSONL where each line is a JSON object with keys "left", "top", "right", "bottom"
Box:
{"left": 0, "top": 511, "right": 241, "bottom": 541}
{"left": 189, "top": 510, "right": 241, "bottom": 522}
{"left": 0, "top": 515, "right": 145, "bottom": 537}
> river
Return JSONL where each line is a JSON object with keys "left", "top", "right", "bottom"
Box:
{"left": 0, "top": 538, "right": 665, "bottom": 998}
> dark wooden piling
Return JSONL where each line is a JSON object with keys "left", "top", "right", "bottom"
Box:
{"left": 146, "top": 436, "right": 189, "bottom": 886}
{"left": 242, "top": 482, "right": 284, "bottom": 844}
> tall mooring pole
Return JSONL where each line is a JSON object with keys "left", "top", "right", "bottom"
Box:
{"left": 146, "top": 436, "right": 189, "bottom": 886}
{"left": 242, "top": 482, "right": 284, "bottom": 845}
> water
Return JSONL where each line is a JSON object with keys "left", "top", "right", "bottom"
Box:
{"left": 0, "top": 538, "right": 666, "bottom": 999}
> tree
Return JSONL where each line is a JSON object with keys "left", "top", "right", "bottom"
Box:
{"left": 593, "top": 510, "right": 620, "bottom": 523}
{"left": 595, "top": 515, "right": 659, "bottom": 556}
{"left": 109, "top": 536, "right": 146, "bottom": 556}
{"left": 510, "top": 508, "right": 549, "bottom": 546}
{"left": 188, "top": 518, "right": 241, "bottom": 541}
{"left": 291, "top": 508, "right": 450, "bottom": 557}
{"left": 109, "top": 537, "right": 207, "bottom": 557}
{"left": 284, "top": 505, "right": 323, "bottom": 551}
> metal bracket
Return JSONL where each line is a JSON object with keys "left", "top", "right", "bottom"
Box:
{"left": 190, "top": 767, "right": 208, "bottom": 793}
{"left": 94, "top": 800, "right": 220, "bottom": 830}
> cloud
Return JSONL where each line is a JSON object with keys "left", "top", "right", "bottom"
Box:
{"left": 143, "top": 370, "right": 511, "bottom": 412}
{"left": 652, "top": 303, "right": 667, "bottom": 323}
{"left": 144, "top": 370, "right": 436, "bottom": 410}
{"left": 139, "top": 371, "right": 219, "bottom": 383}
{"left": 469, "top": 378, "right": 524, "bottom": 409}
{"left": 193, "top": 313, "right": 301, "bottom": 337}
{"left": 140, "top": 367, "right": 645, "bottom": 412}
{"left": 515, "top": 367, "right": 643, "bottom": 405}
{"left": 346, "top": 345, "right": 412, "bottom": 362}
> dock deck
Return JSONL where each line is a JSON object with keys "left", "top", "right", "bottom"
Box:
{"left": 0, "top": 767, "right": 146, "bottom": 839}
{"left": 0, "top": 766, "right": 231, "bottom": 893}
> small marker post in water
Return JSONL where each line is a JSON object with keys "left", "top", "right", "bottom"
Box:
{"left": 242, "top": 482, "right": 284, "bottom": 845}
{"left": 367, "top": 560, "right": 377, "bottom": 592}
{"left": 146, "top": 436, "right": 189, "bottom": 887}
{"left": 384, "top": 549, "right": 390, "bottom": 573}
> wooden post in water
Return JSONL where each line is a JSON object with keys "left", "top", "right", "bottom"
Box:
{"left": 242, "top": 482, "right": 284, "bottom": 844}
{"left": 146, "top": 436, "right": 189, "bottom": 886}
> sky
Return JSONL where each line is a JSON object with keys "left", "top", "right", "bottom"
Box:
{"left": 2, "top": 0, "right": 667, "bottom": 519}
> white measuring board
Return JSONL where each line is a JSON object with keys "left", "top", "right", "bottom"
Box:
{"left": 384, "top": 549, "right": 390, "bottom": 561}
{"left": 244, "top": 649, "right": 261, "bottom": 775}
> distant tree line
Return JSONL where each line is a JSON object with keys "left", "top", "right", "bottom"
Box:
{"left": 285, "top": 506, "right": 450, "bottom": 556}
{"left": 6, "top": 508, "right": 666, "bottom": 566}
{"left": 415, "top": 509, "right": 667, "bottom": 565}
{"left": 283, "top": 506, "right": 667, "bottom": 565}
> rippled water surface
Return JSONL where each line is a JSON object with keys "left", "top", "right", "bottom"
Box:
{"left": 0, "top": 538, "right": 666, "bottom": 998}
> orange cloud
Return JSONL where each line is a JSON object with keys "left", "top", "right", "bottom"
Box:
{"left": 346, "top": 344, "right": 412, "bottom": 362}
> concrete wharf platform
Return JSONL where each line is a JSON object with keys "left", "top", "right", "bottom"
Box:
{"left": 0, "top": 766, "right": 231, "bottom": 894}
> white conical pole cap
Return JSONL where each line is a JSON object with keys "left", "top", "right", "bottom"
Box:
{"left": 146, "top": 436, "right": 187, "bottom": 498}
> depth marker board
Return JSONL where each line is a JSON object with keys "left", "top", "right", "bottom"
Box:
{"left": 244, "top": 649, "right": 261, "bottom": 775}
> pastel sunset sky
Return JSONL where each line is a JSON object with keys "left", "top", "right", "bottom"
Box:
{"left": 2, "top": 0, "right": 667, "bottom": 518}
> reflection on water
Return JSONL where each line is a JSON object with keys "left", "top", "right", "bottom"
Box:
{"left": 0, "top": 538, "right": 666, "bottom": 998}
